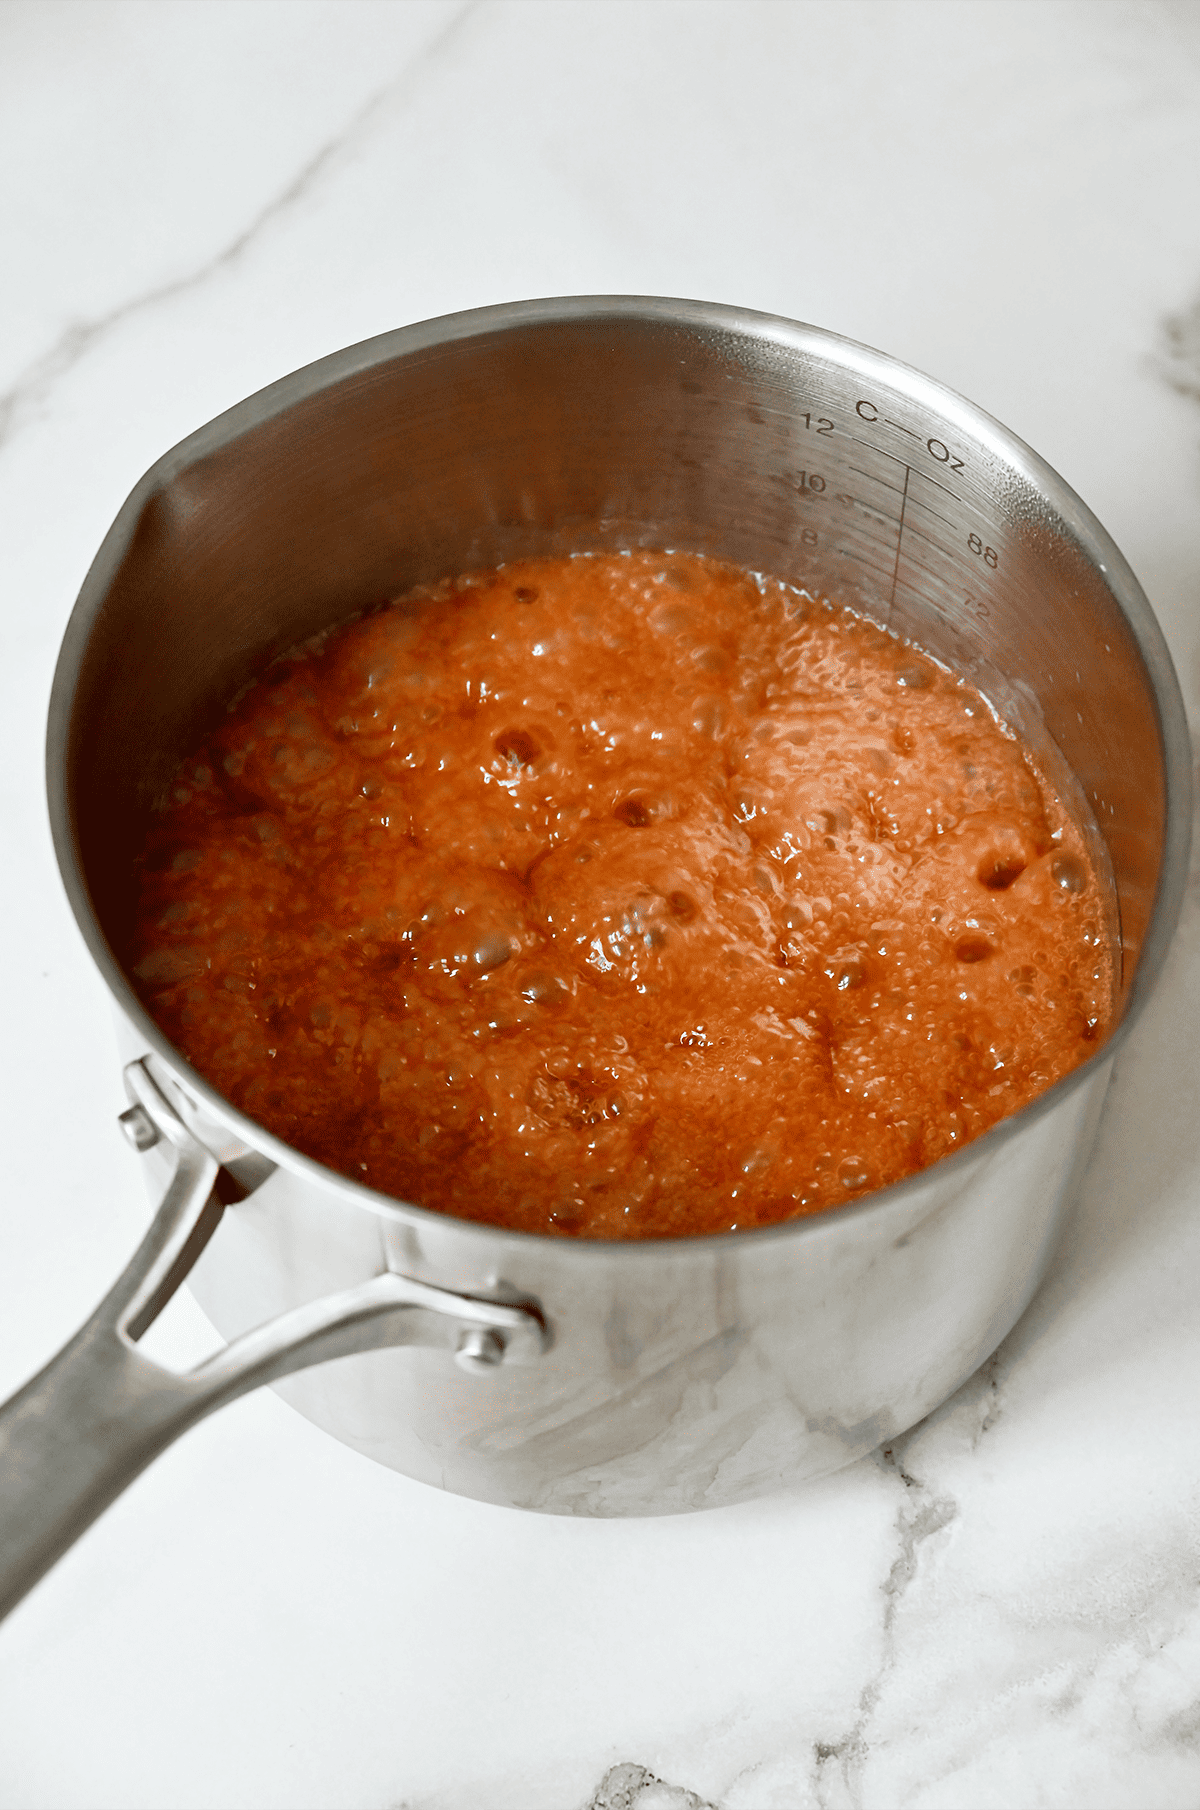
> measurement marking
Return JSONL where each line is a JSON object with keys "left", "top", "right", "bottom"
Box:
{"left": 883, "top": 417, "right": 920, "bottom": 438}
{"left": 847, "top": 463, "right": 905, "bottom": 499}
{"left": 905, "top": 492, "right": 956, "bottom": 531}
{"left": 897, "top": 515, "right": 956, "bottom": 557}
{"left": 843, "top": 535, "right": 909, "bottom": 575}
{"left": 889, "top": 519, "right": 966, "bottom": 589}
{"left": 888, "top": 465, "right": 911, "bottom": 608}
{"left": 848, "top": 435, "right": 909, "bottom": 467}
{"left": 838, "top": 549, "right": 896, "bottom": 582}
{"left": 893, "top": 541, "right": 954, "bottom": 592}
{"left": 911, "top": 468, "right": 961, "bottom": 502}
{"left": 837, "top": 509, "right": 904, "bottom": 548}
{"left": 849, "top": 433, "right": 964, "bottom": 502}
{"left": 850, "top": 499, "right": 901, "bottom": 528}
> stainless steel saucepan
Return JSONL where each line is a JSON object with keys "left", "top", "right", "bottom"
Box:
{"left": 0, "top": 297, "right": 1189, "bottom": 1624}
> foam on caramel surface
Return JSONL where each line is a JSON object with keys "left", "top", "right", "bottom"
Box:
{"left": 131, "top": 552, "right": 1114, "bottom": 1238}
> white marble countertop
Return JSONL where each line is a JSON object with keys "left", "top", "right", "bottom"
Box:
{"left": 3, "top": 3, "right": 1200, "bottom": 1805}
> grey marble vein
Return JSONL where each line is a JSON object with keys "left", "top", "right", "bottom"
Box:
{"left": 972, "top": 1350, "right": 1005, "bottom": 1445}
{"left": 924, "top": 1345, "right": 1007, "bottom": 1454}
{"left": 0, "top": 0, "right": 479, "bottom": 452}
{"left": 583, "top": 1763, "right": 719, "bottom": 1810}
{"left": 1159, "top": 291, "right": 1200, "bottom": 406}
{"left": 808, "top": 1435, "right": 961, "bottom": 1810}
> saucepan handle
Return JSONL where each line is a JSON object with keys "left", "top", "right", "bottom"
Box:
{"left": 0, "top": 1061, "right": 547, "bottom": 1624}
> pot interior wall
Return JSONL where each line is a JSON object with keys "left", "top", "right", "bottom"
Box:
{"left": 64, "top": 313, "right": 1168, "bottom": 1005}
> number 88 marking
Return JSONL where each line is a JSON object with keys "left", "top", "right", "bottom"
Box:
{"left": 968, "top": 532, "right": 999, "bottom": 568}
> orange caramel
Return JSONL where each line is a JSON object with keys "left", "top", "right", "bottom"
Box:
{"left": 131, "top": 552, "right": 1114, "bottom": 1238}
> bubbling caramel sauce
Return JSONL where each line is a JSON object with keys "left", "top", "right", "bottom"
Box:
{"left": 131, "top": 552, "right": 1114, "bottom": 1238}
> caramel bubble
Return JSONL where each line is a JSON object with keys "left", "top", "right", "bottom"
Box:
{"left": 1051, "top": 853, "right": 1087, "bottom": 893}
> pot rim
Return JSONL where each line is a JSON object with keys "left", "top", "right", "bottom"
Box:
{"left": 46, "top": 294, "right": 1194, "bottom": 1257}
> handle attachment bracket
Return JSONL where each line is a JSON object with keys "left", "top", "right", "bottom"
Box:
{"left": 0, "top": 1059, "right": 547, "bottom": 1623}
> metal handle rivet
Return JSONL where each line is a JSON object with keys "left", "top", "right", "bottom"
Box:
{"left": 119, "top": 1104, "right": 159, "bottom": 1152}
{"left": 455, "top": 1327, "right": 505, "bottom": 1374}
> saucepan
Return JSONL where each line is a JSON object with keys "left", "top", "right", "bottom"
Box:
{"left": 0, "top": 297, "right": 1189, "bottom": 1625}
